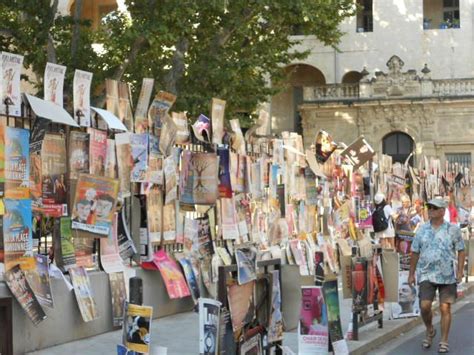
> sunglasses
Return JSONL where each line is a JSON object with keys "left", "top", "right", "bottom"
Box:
{"left": 427, "top": 205, "right": 441, "bottom": 210}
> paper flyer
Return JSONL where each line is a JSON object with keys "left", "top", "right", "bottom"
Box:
{"left": 164, "top": 155, "right": 177, "bottom": 204}
{"left": 117, "top": 210, "right": 137, "bottom": 261}
{"left": 100, "top": 214, "right": 125, "bottom": 273}
{"left": 183, "top": 217, "right": 199, "bottom": 253}
{"left": 199, "top": 298, "right": 221, "bottom": 355}
{"left": 211, "top": 98, "right": 226, "bottom": 145}
{"left": 69, "top": 266, "right": 99, "bottom": 322}
{"left": 227, "top": 281, "right": 255, "bottom": 333}
{"left": 105, "top": 139, "right": 117, "bottom": 179}
{"left": 298, "top": 286, "right": 328, "bottom": 355}
{"left": 29, "top": 116, "right": 49, "bottom": 153}
{"left": 57, "top": 217, "right": 77, "bottom": 271}
{"left": 153, "top": 249, "right": 190, "bottom": 299}
{"left": 267, "top": 270, "right": 284, "bottom": 343}
{"left": 217, "top": 147, "right": 232, "bottom": 198}
{"left": 44, "top": 62, "right": 66, "bottom": 106}
{"left": 4, "top": 126, "right": 30, "bottom": 199}
{"left": 239, "top": 333, "right": 262, "bottom": 355}
{"left": 147, "top": 185, "right": 162, "bottom": 243}
{"left": 88, "top": 128, "right": 107, "bottom": 177}
{"left": 236, "top": 246, "right": 257, "bottom": 285}
{"left": 115, "top": 132, "right": 132, "bottom": 197}
{"left": 391, "top": 270, "right": 420, "bottom": 319}
{"left": 118, "top": 81, "right": 134, "bottom": 131}
{"left": 172, "top": 112, "right": 190, "bottom": 144}
{"left": 162, "top": 202, "right": 176, "bottom": 242}
{"left": 71, "top": 174, "right": 119, "bottom": 236}
{"left": 220, "top": 198, "right": 239, "bottom": 240}
{"left": 177, "top": 256, "right": 200, "bottom": 304}
{"left": 109, "top": 271, "right": 127, "bottom": 327}
{"left": 192, "top": 114, "right": 211, "bottom": 143}
{"left": 148, "top": 91, "right": 176, "bottom": 137}
{"left": 230, "top": 152, "right": 246, "bottom": 194}
{"left": 122, "top": 302, "right": 153, "bottom": 353}
{"left": 130, "top": 133, "right": 148, "bottom": 182}
{"left": 3, "top": 199, "right": 34, "bottom": 271}
{"left": 229, "top": 119, "right": 246, "bottom": 155}
{"left": 147, "top": 135, "right": 163, "bottom": 184}
{"left": 1, "top": 51, "right": 24, "bottom": 116}
{"left": 73, "top": 69, "right": 93, "bottom": 126}
{"left": 5, "top": 265, "right": 47, "bottom": 326}
{"left": 69, "top": 131, "right": 90, "bottom": 180}
{"left": 134, "top": 78, "right": 154, "bottom": 133}
{"left": 25, "top": 254, "right": 54, "bottom": 308}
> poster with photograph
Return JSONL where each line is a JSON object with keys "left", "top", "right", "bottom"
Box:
{"left": 3, "top": 199, "right": 34, "bottom": 271}
{"left": 115, "top": 132, "right": 132, "bottom": 197}
{"left": 192, "top": 114, "right": 211, "bottom": 143}
{"left": 268, "top": 270, "right": 284, "bottom": 343}
{"left": 100, "top": 214, "right": 125, "bottom": 273}
{"left": 5, "top": 265, "right": 47, "bottom": 326}
{"left": 73, "top": 69, "right": 93, "bottom": 127}
{"left": 122, "top": 302, "right": 153, "bottom": 353}
{"left": 227, "top": 281, "right": 255, "bottom": 334}
{"left": 105, "top": 139, "right": 117, "bottom": 179}
{"left": 71, "top": 174, "right": 119, "bottom": 236}
{"left": 1, "top": 51, "right": 24, "bottom": 116}
{"left": 56, "top": 217, "right": 76, "bottom": 271}
{"left": 109, "top": 271, "right": 127, "bottom": 327}
{"left": 148, "top": 91, "right": 176, "bottom": 137}
{"left": 211, "top": 98, "right": 226, "bottom": 145}
{"left": 88, "top": 128, "right": 107, "bottom": 177}
{"left": 197, "top": 216, "right": 214, "bottom": 258}
{"left": 315, "top": 130, "right": 337, "bottom": 164}
{"left": 391, "top": 270, "right": 420, "bottom": 319}
{"left": 180, "top": 152, "right": 219, "bottom": 205}
{"left": 239, "top": 333, "right": 262, "bottom": 355}
{"left": 25, "top": 254, "right": 54, "bottom": 308}
{"left": 117, "top": 210, "right": 137, "bottom": 261}
{"left": 69, "top": 266, "right": 99, "bottom": 322}
{"left": 118, "top": 81, "right": 134, "bottom": 131}
{"left": 199, "top": 298, "right": 221, "bottom": 355}
{"left": 236, "top": 246, "right": 257, "bottom": 285}
{"left": 177, "top": 256, "right": 200, "bottom": 304}
{"left": 69, "top": 131, "right": 90, "bottom": 180}
{"left": 4, "top": 127, "right": 30, "bottom": 199}
{"left": 298, "top": 286, "right": 328, "bottom": 355}
{"left": 44, "top": 62, "right": 66, "bottom": 106}
{"left": 159, "top": 114, "right": 177, "bottom": 156}
{"left": 134, "top": 78, "right": 154, "bottom": 133}
{"left": 130, "top": 133, "right": 148, "bottom": 182}
{"left": 153, "top": 249, "right": 190, "bottom": 299}
{"left": 340, "top": 136, "right": 375, "bottom": 170}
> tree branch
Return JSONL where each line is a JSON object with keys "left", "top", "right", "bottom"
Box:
{"left": 71, "top": 0, "right": 83, "bottom": 68}
{"left": 46, "top": 0, "right": 59, "bottom": 63}
{"left": 112, "top": 35, "right": 148, "bottom": 80}
{"left": 164, "top": 37, "right": 189, "bottom": 95}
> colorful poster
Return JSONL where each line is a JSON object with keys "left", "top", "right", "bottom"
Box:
{"left": 117, "top": 210, "right": 137, "bottom": 261}
{"left": 71, "top": 174, "right": 119, "bottom": 236}
{"left": 211, "top": 98, "right": 226, "bottom": 145}
{"left": 199, "top": 298, "right": 221, "bottom": 355}
{"left": 236, "top": 246, "right": 257, "bottom": 285}
{"left": 153, "top": 249, "right": 190, "bottom": 299}
{"left": 134, "top": 78, "right": 154, "bottom": 133}
{"left": 3, "top": 199, "right": 34, "bottom": 271}
{"left": 122, "top": 302, "right": 153, "bottom": 354}
{"left": 1, "top": 51, "right": 24, "bottom": 116}
{"left": 115, "top": 132, "right": 132, "bottom": 197}
{"left": 227, "top": 281, "right": 255, "bottom": 333}
{"left": 197, "top": 216, "right": 213, "bottom": 258}
{"left": 118, "top": 81, "right": 134, "bottom": 131}
{"left": 192, "top": 114, "right": 211, "bottom": 143}
{"left": 100, "top": 214, "right": 125, "bottom": 273}
{"left": 395, "top": 233, "right": 414, "bottom": 271}
{"left": 148, "top": 91, "right": 176, "bottom": 137}
{"left": 25, "top": 254, "right": 54, "bottom": 308}
{"left": 177, "top": 256, "right": 200, "bottom": 304}
{"left": 392, "top": 270, "right": 420, "bottom": 319}
{"left": 69, "top": 131, "right": 90, "bottom": 180}
{"left": 4, "top": 127, "right": 30, "bottom": 199}
{"left": 352, "top": 258, "right": 368, "bottom": 311}
{"left": 69, "top": 266, "right": 99, "bottom": 322}
{"left": 5, "top": 265, "right": 47, "bottom": 325}
{"left": 267, "top": 270, "right": 283, "bottom": 343}
{"left": 44, "top": 62, "right": 66, "bottom": 106}
{"left": 88, "top": 128, "right": 107, "bottom": 177}
{"left": 73, "top": 69, "right": 93, "bottom": 126}
{"left": 180, "top": 152, "right": 218, "bottom": 205}
{"left": 109, "top": 271, "right": 127, "bottom": 327}
{"left": 217, "top": 147, "right": 232, "bottom": 198}
{"left": 130, "top": 133, "right": 148, "bottom": 182}
{"left": 315, "top": 130, "right": 337, "bottom": 164}
{"left": 57, "top": 217, "right": 76, "bottom": 271}
{"left": 298, "top": 286, "right": 328, "bottom": 355}
{"left": 322, "top": 279, "right": 348, "bottom": 352}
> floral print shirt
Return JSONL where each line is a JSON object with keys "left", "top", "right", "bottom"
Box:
{"left": 411, "top": 221, "right": 464, "bottom": 285}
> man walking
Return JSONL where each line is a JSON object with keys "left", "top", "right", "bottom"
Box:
{"left": 408, "top": 198, "right": 465, "bottom": 353}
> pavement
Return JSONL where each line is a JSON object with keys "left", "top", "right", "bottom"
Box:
{"left": 27, "top": 279, "right": 474, "bottom": 355}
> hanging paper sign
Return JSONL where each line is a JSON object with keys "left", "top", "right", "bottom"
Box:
{"left": 198, "top": 298, "right": 221, "bottom": 355}
{"left": 130, "top": 133, "right": 148, "bottom": 182}
{"left": 340, "top": 136, "right": 375, "bottom": 170}
{"left": 1, "top": 51, "right": 24, "bottom": 116}
{"left": 100, "top": 213, "right": 125, "bottom": 273}
{"left": 88, "top": 128, "right": 107, "bottom": 176}
{"left": 148, "top": 91, "right": 176, "bottom": 137}
{"left": 134, "top": 78, "right": 154, "bottom": 133}
{"left": 44, "top": 62, "right": 66, "bottom": 107}
{"left": 115, "top": 132, "right": 132, "bottom": 197}
{"left": 153, "top": 249, "right": 190, "bottom": 299}
{"left": 73, "top": 69, "right": 93, "bottom": 126}
{"left": 106, "top": 79, "right": 120, "bottom": 117}
{"left": 109, "top": 271, "right": 127, "bottom": 327}
{"left": 69, "top": 266, "right": 99, "bottom": 322}
{"left": 25, "top": 254, "right": 54, "bottom": 308}
{"left": 315, "top": 129, "right": 338, "bottom": 164}
{"left": 192, "top": 114, "right": 211, "bottom": 143}
{"left": 4, "top": 127, "right": 30, "bottom": 199}
{"left": 118, "top": 81, "right": 134, "bottom": 131}
{"left": 217, "top": 147, "right": 232, "bottom": 198}
{"left": 211, "top": 98, "right": 226, "bottom": 145}
{"left": 69, "top": 131, "right": 90, "bottom": 180}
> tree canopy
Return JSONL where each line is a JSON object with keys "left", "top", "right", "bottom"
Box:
{"left": 0, "top": 0, "right": 354, "bottom": 124}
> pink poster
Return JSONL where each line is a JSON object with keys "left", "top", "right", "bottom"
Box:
{"left": 299, "top": 286, "right": 328, "bottom": 354}
{"left": 153, "top": 250, "right": 190, "bottom": 299}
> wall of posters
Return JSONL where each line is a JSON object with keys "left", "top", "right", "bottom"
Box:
{"left": 73, "top": 69, "right": 93, "bottom": 127}
{"left": 1, "top": 51, "right": 24, "bottom": 116}
{"left": 69, "top": 266, "right": 99, "bottom": 322}
{"left": 44, "top": 62, "right": 66, "bottom": 106}
{"left": 4, "top": 127, "right": 30, "bottom": 199}
{"left": 298, "top": 286, "right": 328, "bottom": 355}
{"left": 199, "top": 298, "right": 221, "bottom": 355}
{"left": 122, "top": 302, "right": 153, "bottom": 353}
{"left": 153, "top": 250, "right": 190, "bottom": 299}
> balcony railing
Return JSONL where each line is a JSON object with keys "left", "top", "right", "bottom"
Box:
{"left": 303, "top": 84, "right": 359, "bottom": 101}
{"left": 432, "top": 79, "right": 474, "bottom": 96}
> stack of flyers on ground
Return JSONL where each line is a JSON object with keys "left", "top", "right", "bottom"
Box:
{"left": 25, "top": 254, "right": 54, "bottom": 308}
{"left": 199, "top": 298, "right": 221, "bottom": 355}
{"left": 122, "top": 301, "right": 153, "bottom": 354}
{"left": 235, "top": 246, "right": 257, "bottom": 285}
{"left": 69, "top": 266, "right": 99, "bottom": 322}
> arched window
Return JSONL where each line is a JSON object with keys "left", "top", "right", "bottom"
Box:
{"left": 342, "top": 71, "right": 363, "bottom": 84}
{"left": 382, "top": 132, "right": 415, "bottom": 165}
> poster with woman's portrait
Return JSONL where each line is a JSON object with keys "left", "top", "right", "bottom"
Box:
{"left": 315, "top": 130, "right": 338, "bottom": 164}
{"left": 44, "top": 62, "right": 66, "bottom": 107}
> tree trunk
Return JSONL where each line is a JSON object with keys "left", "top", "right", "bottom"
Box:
{"left": 46, "top": 0, "right": 59, "bottom": 63}
{"left": 163, "top": 37, "right": 189, "bottom": 95}
{"left": 71, "top": 0, "right": 83, "bottom": 68}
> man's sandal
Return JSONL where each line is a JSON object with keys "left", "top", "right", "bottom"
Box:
{"left": 438, "top": 342, "right": 450, "bottom": 353}
{"left": 422, "top": 328, "right": 436, "bottom": 349}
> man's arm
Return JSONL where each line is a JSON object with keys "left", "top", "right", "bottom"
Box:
{"left": 457, "top": 250, "right": 466, "bottom": 283}
{"left": 408, "top": 252, "right": 419, "bottom": 286}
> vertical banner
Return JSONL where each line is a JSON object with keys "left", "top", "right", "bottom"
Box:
{"left": 1, "top": 51, "right": 24, "bottom": 116}
{"left": 69, "top": 266, "right": 99, "bottom": 322}
{"left": 268, "top": 270, "right": 284, "bottom": 343}
{"left": 298, "top": 286, "right": 328, "bottom": 355}
{"left": 4, "top": 127, "right": 30, "bottom": 199}
{"left": 211, "top": 98, "right": 226, "bottom": 145}
{"left": 56, "top": 217, "right": 77, "bottom": 271}
{"left": 134, "top": 78, "right": 154, "bottom": 133}
{"left": 44, "top": 62, "right": 66, "bottom": 106}
{"left": 199, "top": 298, "right": 221, "bottom": 355}
{"left": 73, "top": 69, "right": 93, "bottom": 126}
{"left": 106, "top": 79, "right": 120, "bottom": 117}
{"left": 115, "top": 132, "right": 132, "bottom": 197}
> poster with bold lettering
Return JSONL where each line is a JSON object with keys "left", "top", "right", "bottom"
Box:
{"left": 4, "top": 127, "right": 29, "bottom": 199}
{"left": 73, "top": 69, "right": 93, "bottom": 126}
{"left": 199, "top": 298, "right": 221, "bottom": 355}
{"left": 44, "top": 62, "right": 66, "bottom": 107}
{"left": 298, "top": 286, "right": 328, "bottom": 355}
{"left": 1, "top": 52, "right": 24, "bottom": 116}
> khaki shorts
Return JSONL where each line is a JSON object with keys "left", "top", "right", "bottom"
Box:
{"left": 419, "top": 281, "right": 457, "bottom": 304}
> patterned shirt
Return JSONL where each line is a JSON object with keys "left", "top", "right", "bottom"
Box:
{"left": 411, "top": 221, "right": 464, "bottom": 284}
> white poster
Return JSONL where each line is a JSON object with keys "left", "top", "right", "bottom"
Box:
{"left": 391, "top": 270, "right": 420, "bottom": 319}
{"left": 1, "top": 51, "right": 24, "bottom": 116}
{"left": 73, "top": 69, "right": 93, "bottom": 127}
{"left": 44, "top": 62, "right": 66, "bottom": 107}
{"left": 199, "top": 298, "right": 221, "bottom": 355}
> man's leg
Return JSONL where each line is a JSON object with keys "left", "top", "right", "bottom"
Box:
{"left": 419, "top": 281, "right": 437, "bottom": 348}
{"left": 420, "top": 299, "right": 434, "bottom": 332}
{"left": 439, "top": 303, "right": 451, "bottom": 343}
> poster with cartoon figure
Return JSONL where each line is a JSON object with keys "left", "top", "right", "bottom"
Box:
{"left": 1, "top": 51, "right": 23, "bottom": 116}
{"left": 44, "top": 62, "right": 66, "bottom": 107}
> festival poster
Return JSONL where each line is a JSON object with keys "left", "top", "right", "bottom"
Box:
{"left": 29, "top": 116, "right": 49, "bottom": 153}
{"left": 3, "top": 199, "right": 34, "bottom": 271}
{"left": 73, "top": 236, "right": 95, "bottom": 268}
{"left": 352, "top": 257, "right": 368, "bottom": 311}
{"left": 197, "top": 216, "right": 213, "bottom": 258}
{"left": 105, "top": 139, "right": 117, "bottom": 179}
{"left": 118, "top": 81, "right": 134, "bottom": 131}
{"left": 199, "top": 298, "right": 221, "bottom": 355}
{"left": 1, "top": 52, "right": 23, "bottom": 116}
{"left": 220, "top": 198, "right": 239, "bottom": 240}
{"left": 100, "top": 214, "right": 125, "bottom": 273}
{"left": 192, "top": 114, "right": 211, "bottom": 143}
{"left": 159, "top": 114, "right": 177, "bottom": 156}
{"left": 4, "top": 127, "right": 30, "bottom": 199}
{"left": 172, "top": 112, "right": 190, "bottom": 144}
{"left": 117, "top": 210, "right": 137, "bottom": 261}
{"left": 176, "top": 256, "right": 200, "bottom": 304}
{"left": 227, "top": 281, "right": 255, "bottom": 334}
{"left": 162, "top": 202, "right": 176, "bottom": 242}
{"left": 183, "top": 217, "right": 199, "bottom": 254}
{"left": 134, "top": 78, "right": 154, "bottom": 133}
{"left": 71, "top": 174, "right": 119, "bottom": 236}
{"left": 5, "top": 265, "right": 47, "bottom": 326}
{"left": 106, "top": 79, "right": 120, "bottom": 118}
{"left": 122, "top": 302, "right": 153, "bottom": 353}
{"left": 315, "top": 130, "right": 337, "bottom": 164}
{"left": 191, "top": 153, "right": 219, "bottom": 205}
{"left": 115, "top": 133, "right": 132, "bottom": 197}
{"left": 152, "top": 249, "right": 190, "bottom": 299}
{"left": 147, "top": 185, "right": 162, "bottom": 243}
{"left": 44, "top": 62, "right": 66, "bottom": 106}
{"left": 230, "top": 152, "right": 246, "bottom": 194}
{"left": 164, "top": 155, "right": 177, "bottom": 204}
{"left": 268, "top": 270, "right": 283, "bottom": 343}
{"left": 340, "top": 136, "right": 375, "bottom": 170}
{"left": 73, "top": 69, "right": 93, "bottom": 126}
{"left": 147, "top": 135, "right": 163, "bottom": 184}
{"left": 392, "top": 270, "right": 420, "bottom": 319}
{"left": 56, "top": 217, "right": 76, "bottom": 271}
{"left": 41, "top": 133, "right": 67, "bottom": 214}
{"left": 69, "top": 266, "right": 99, "bottom": 322}
{"left": 25, "top": 254, "right": 54, "bottom": 308}
{"left": 236, "top": 246, "right": 257, "bottom": 285}
{"left": 395, "top": 233, "right": 414, "bottom": 271}
{"left": 298, "top": 286, "right": 328, "bottom": 355}
{"left": 211, "top": 98, "right": 226, "bottom": 145}
{"left": 69, "top": 131, "right": 90, "bottom": 180}
{"left": 130, "top": 133, "right": 148, "bottom": 182}
{"left": 109, "top": 271, "right": 127, "bottom": 327}
{"left": 322, "top": 279, "right": 348, "bottom": 352}
{"left": 88, "top": 128, "right": 107, "bottom": 177}
{"left": 148, "top": 91, "right": 176, "bottom": 137}
{"left": 240, "top": 334, "right": 262, "bottom": 355}
{"left": 217, "top": 147, "right": 232, "bottom": 198}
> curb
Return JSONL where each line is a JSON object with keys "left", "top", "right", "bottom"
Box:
{"left": 348, "top": 282, "right": 474, "bottom": 355}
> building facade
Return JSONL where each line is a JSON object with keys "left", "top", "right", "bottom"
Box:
{"left": 271, "top": 0, "right": 474, "bottom": 167}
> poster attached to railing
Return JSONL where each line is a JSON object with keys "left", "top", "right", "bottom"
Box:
{"left": 3, "top": 126, "right": 30, "bottom": 199}
{"left": 44, "top": 62, "right": 66, "bottom": 107}
{"left": 1, "top": 51, "right": 24, "bottom": 116}
{"left": 115, "top": 132, "right": 132, "bottom": 197}
{"left": 130, "top": 133, "right": 148, "bottom": 182}
{"left": 69, "top": 131, "right": 90, "bottom": 180}
{"left": 134, "top": 78, "right": 154, "bottom": 133}
{"left": 71, "top": 174, "right": 119, "bottom": 236}
{"left": 55, "top": 217, "right": 77, "bottom": 271}
{"left": 88, "top": 128, "right": 107, "bottom": 177}
{"left": 148, "top": 91, "right": 176, "bottom": 137}
{"left": 298, "top": 286, "right": 328, "bottom": 355}
{"left": 73, "top": 69, "right": 93, "bottom": 127}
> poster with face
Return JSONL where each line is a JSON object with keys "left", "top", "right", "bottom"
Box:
{"left": 73, "top": 69, "right": 93, "bottom": 126}
{"left": 392, "top": 270, "right": 420, "bottom": 319}
{"left": 1, "top": 52, "right": 24, "bottom": 116}
{"left": 44, "top": 62, "right": 66, "bottom": 107}
{"left": 315, "top": 130, "right": 338, "bottom": 164}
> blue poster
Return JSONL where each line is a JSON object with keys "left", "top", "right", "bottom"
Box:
{"left": 5, "top": 127, "right": 29, "bottom": 199}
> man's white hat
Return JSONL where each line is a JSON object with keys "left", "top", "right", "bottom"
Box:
{"left": 374, "top": 192, "right": 385, "bottom": 205}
